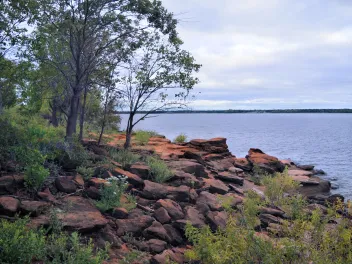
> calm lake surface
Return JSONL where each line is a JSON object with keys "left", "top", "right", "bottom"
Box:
{"left": 121, "top": 113, "right": 352, "bottom": 199}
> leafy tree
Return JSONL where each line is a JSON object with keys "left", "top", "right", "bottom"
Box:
{"left": 30, "top": 0, "right": 178, "bottom": 140}
{"left": 119, "top": 33, "right": 201, "bottom": 148}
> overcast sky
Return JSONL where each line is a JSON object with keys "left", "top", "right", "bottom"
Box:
{"left": 161, "top": 0, "right": 352, "bottom": 110}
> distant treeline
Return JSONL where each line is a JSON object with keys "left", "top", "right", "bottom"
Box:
{"left": 119, "top": 109, "right": 352, "bottom": 114}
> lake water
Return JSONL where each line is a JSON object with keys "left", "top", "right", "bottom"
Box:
{"left": 121, "top": 113, "right": 352, "bottom": 199}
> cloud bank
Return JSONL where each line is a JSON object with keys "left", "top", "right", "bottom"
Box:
{"left": 162, "top": 0, "right": 352, "bottom": 109}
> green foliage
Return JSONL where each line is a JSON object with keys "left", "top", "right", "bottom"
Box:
{"left": 95, "top": 178, "right": 128, "bottom": 212}
{"left": 76, "top": 166, "right": 95, "bottom": 180}
{"left": 186, "top": 173, "right": 352, "bottom": 264}
{"left": 145, "top": 156, "right": 173, "bottom": 183}
{"left": 134, "top": 130, "right": 157, "bottom": 145}
{"left": 109, "top": 149, "right": 140, "bottom": 169}
{"left": 122, "top": 194, "right": 137, "bottom": 212}
{"left": 174, "top": 133, "right": 187, "bottom": 143}
{"left": 24, "top": 163, "right": 50, "bottom": 191}
{"left": 262, "top": 168, "right": 300, "bottom": 206}
{"left": 120, "top": 249, "right": 148, "bottom": 264}
{"left": 0, "top": 217, "right": 108, "bottom": 264}
{"left": 0, "top": 217, "right": 46, "bottom": 264}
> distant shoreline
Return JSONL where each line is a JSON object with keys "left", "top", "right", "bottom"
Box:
{"left": 119, "top": 109, "right": 352, "bottom": 114}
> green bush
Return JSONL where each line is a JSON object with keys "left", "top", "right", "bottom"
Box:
{"left": 76, "top": 166, "right": 95, "bottom": 180}
{"left": 134, "top": 130, "right": 152, "bottom": 145}
{"left": 145, "top": 156, "right": 173, "bottom": 183}
{"left": 109, "top": 149, "right": 140, "bottom": 169}
{"left": 0, "top": 218, "right": 108, "bottom": 264}
{"left": 174, "top": 133, "right": 187, "bottom": 143}
{"left": 24, "top": 163, "right": 50, "bottom": 191}
{"left": 95, "top": 178, "right": 127, "bottom": 212}
{"left": 185, "top": 172, "right": 352, "bottom": 264}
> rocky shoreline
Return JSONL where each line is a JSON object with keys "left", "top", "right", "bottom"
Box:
{"left": 0, "top": 135, "right": 344, "bottom": 263}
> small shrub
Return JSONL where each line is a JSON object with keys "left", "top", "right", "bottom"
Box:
{"left": 95, "top": 178, "right": 128, "bottom": 212}
{"left": 0, "top": 218, "right": 108, "bottom": 264}
{"left": 174, "top": 133, "right": 187, "bottom": 143}
{"left": 145, "top": 156, "right": 173, "bottom": 183}
{"left": 109, "top": 149, "right": 140, "bottom": 169}
{"left": 120, "top": 249, "right": 148, "bottom": 264}
{"left": 121, "top": 194, "right": 137, "bottom": 211}
{"left": 24, "top": 164, "right": 50, "bottom": 191}
{"left": 262, "top": 168, "right": 299, "bottom": 206}
{"left": 76, "top": 166, "right": 95, "bottom": 180}
{"left": 134, "top": 130, "right": 152, "bottom": 145}
{"left": 0, "top": 217, "right": 46, "bottom": 263}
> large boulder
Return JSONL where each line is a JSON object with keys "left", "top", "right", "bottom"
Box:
{"left": 154, "top": 207, "right": 171, "bottom": 224}
{"left": 247, "top": 149, "right": 285, "bottom": 174}
{"left": 130, "top": 164, "right": 150, "bottom": 180}
{"left": 206, "top": 211, "right": 228, "bottom": 231}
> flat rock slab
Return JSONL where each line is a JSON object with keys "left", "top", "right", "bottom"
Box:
{"left": 31, "top": 196, "right": 108, "bottom": 232}
{"left": 288, "top": 169, "right": 314, "bottom": 177}
{"left": 216, "top": 171, "right": 244, "bottom": 185}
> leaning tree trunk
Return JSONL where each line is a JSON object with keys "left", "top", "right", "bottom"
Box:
{"left": 66, "top": 94, "right": 80, "bottom": 140}
{"left": 124, "top": 114, "right": 134, "bottom": 149}
{"left": 79, "top": 86, "right": 88, "bottom": 141}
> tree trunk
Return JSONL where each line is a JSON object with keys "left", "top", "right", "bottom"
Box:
{"left": 79, "top": 86, "right": 88, "bottom": 141}
{"left": 66, "top": 94, "right": 80, "bottom": 140}
{"left": 51, "top": 104, "right": 59, "bottom": 127}
{"left": 124, "top": 114, "right": 134, "bottom": 149}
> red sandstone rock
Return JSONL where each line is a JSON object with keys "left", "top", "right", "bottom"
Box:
{"left": 73, "top": 174, "right": 85, "bottom": 187}
{"left": 113, "top": 167, "right": 144, "bottom": 187}
{"left": 185, "top": 206, "right": 206, "bottom": 228}
{"left": 130, "top": 164, "right": 151, "bottom": 179}
{"left": 155, "top": 199, "right": 184, "bottom": 220}
{"left": 247, "top": 148, "right": 285, "bottom": 173}
{"left": 206, "top": 211, "right": 228, "bottom": 231}
{"left": 143, "top": 221, "right": 171, "bottom": 243}
{"left": 116, "top": 215, "right": 154, "bottom": 236}
{"left": 167, "top": 159, "right": 207, "bottom": 178}
{"left": 196, "top": 191, "right": 223, "bottom": 211}
{"left": 154, "top": 207, "right": 171, "bottom": 224}
{"left": 110, "top": 207, "right": 129, "bottom": 219}
{"left": 88, "top": 178, "right": 108, "bottom": 189}
{"left": 55, "top": 176, "right": 77, "bottom": 193}
{"left": 85, "top": 186, "right": 101, "bottom": 200}
{"left": 0, "top": 196, "right": 20, "bottom": 216}
{"left": 146, "top": 239, "right": 167, "bottom": 253}
{"left": 163, "top": 224, "right": 183, "bottom": 246}
{"left": 20, "top": 201, "right": 50, "bottom": 216}
{"left": 216, "top": 171, "right": 244, "bottom": 185}
{"left": 204, "top": 178, "right": 229, "bottom": 194}
{"left": 37, "top": 188, "right": 57, "bottom": 203}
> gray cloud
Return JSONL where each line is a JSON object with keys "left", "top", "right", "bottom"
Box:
{"left": 162, "top": 0, "right": 352, "bottom": 109}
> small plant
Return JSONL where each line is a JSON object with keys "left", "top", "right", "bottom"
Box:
{"left": 95, "top": 177, "right": 128, "bottom": 212}
{"left": 76, "top": 166, "right": 95, "bottom": 180}
{"left": 134, "top": 130, "right": 152, "bottom": 145}
{"left": 24, "top": 164, "right": 50, "bottom": 191}
{"left": 262, "top": 168, "right": 299, "bottom": 206}
{"left": 109, "top": 149, "right": 140, "bottom": 169}
{"left": 120, "top": 249, "right": 149, "bottom": 264}
{"left": 174, "top": 133, "right": 187, "bottom": 143}
{"left": 121, "top": 194, "right": 137, "bottom": 211}
{"left": 145, "top": 156, "right": 173, "bottom": 183}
